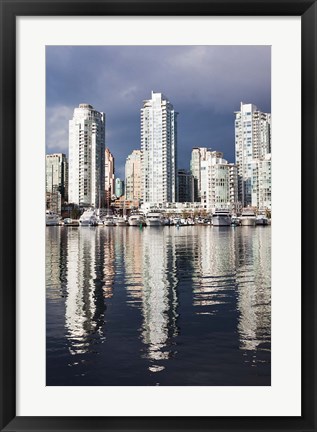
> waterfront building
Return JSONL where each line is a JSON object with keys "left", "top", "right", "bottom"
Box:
{"left": 46, "top": 153, "right": 68, "bottom": 214}
{"left": 140, "top": 91, "right": 178, "bottom": 204}
{"left": 190, "top": 147, "right": 209, "bottom": 202}
{"left": 68, "top": 104, "right": 105, "bottom": 207}
{"left": 125, "top": 150, "right": 142, "bottom": 201}
{"left": 190, "top": 148, "right": 223, "bottom": 202}
{"left": 229, "top": 163, "right": 239, "bottom": 214}
{"left": 112, "top": 197, "right": 140, "bottom": 212}
{"left": 251, "top": 153, "right": 272, "bottom": 210}
{"left": 115, "top": 178, "right": 124, "bottom": 198}
{"left": 234, "top": 102, "right": 271, "bottom": 208}
{"left": 105, "top": 148, "right": 115, "bottom": 207}
{"left": 200, "top": 151, "right": 238, "bottom": 213}
{"left": 177, "top": 169, "right": 194, "bottom": 203}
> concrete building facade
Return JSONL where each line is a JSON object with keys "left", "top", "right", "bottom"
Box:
{"left": 140, "top": 91, "right": 178, "bottom": 204}
{"left": 125, "top": 150, "right": 142, "bottom": 202}
{"left": 68, "top": 104, "right": 105, "bottom": 207}
{"left": 234, "top": 102, "right": 271, "bottom": 208}
{"left": 46, "top": 153, "right": 68, "bottom": 201}
{"left": 200, "top": 151, "right": 238, "bottom": 213}
{"left": 105, "top": 148, "right": 115, "bottom": 206}
{"left": 46, "top": 153, "right": 68, "bottom": 215}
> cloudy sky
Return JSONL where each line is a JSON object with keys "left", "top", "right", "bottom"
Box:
{"left": 46, "top": 45, "right": 271, "bottom": 179}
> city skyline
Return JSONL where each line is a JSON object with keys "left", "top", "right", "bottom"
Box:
{"left": 46, "top": 45, "right": 271, "bottom": 178}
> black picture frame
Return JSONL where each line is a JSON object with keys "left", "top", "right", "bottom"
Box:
{"left": 1, "top": 0, "right": 316, "bottom": 431}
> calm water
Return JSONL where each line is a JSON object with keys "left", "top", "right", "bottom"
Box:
{"left": 46, "top": 225, "right": 271, "bottom": 386}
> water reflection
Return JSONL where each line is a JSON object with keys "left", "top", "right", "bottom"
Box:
{"left": 46, "top": 228, "right": 107, "bottom": 356}
{"left": 102, "top": 227, "right": 116, "bottom": 299}
{"left": 140, "top": 228, "right": 178, "bottom": 371}
{"left": 124, "top": 228, "right": 144, "bottom": 307}
{"left": 46, "top": 225, "right": 271, "bottom": 384}
{"left": 192, "top": 228, "right": 237, "bottom": 313}
{"left": 235, "top": 228, "right": 271, "bottom": 355}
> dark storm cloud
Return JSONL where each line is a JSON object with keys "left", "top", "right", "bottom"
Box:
{"left": 46, "top": 45, "right": 271, "bottom": 178}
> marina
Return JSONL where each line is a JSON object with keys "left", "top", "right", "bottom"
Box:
{"left": 47, "top": 207, "right": 271, "bottom": 227}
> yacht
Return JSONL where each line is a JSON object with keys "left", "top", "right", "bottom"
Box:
{"left": 212, "top": 209, "right": 231, "bottom": 226}
{"left": 145, "top": 211, "right": 164, "bottom": 226}
{"left": 128, "top": 213, "right": 146, "bottom": 226}
{"left": 172, "top": 217, "right": 181, "bottom": 226}
{"left": 116, "top": 217, "right": 127, "bottom": 226}
{"left": 46, "top": 210, "right": 61, "bottom": 226}
{"left": 256, "top": 213, "right": 269, "bottom": 226}
{"left": 240, "top": 208, "right": 257, "bottom": 226}
{"left": 79, "top": 209, "right": 98, "bottom": 226}
{"left": 63, "top": 218, "right": 79, "bottom": 227}
{"left": 163, "top": 217, "right": 171, "bottom": 226}
{"left": 231, "top": 215, "right": 241, "bottom": 226}
{"left": 103, "top": 215, "right": 116, "bottom": 226}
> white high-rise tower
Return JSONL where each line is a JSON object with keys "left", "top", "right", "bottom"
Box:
{"left": 234, "top": 102, "right": 271, "bottom": 208}
{"left": 140, "top": 91, "right": 178, "bottom": 204}
{"left": 69, "top": 104, "right": 105, "bottom": 207}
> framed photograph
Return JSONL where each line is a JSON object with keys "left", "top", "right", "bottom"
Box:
{"left": 1, "top": 0, "right": 316, "bottom": 431}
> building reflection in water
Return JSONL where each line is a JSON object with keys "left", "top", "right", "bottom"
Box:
{"left": 124, "top": 228, "right": 144, "bottom": 308}
{"left": 235, "top": 227, "right": 271, "bottom": 356}
{"left": 102, "top": 227, "right": 116, "bottom": 299}
{"left": 189, "top": 226, "right": 270, "bottom": 361}
{"left": 192, "top": 227, "right": 237, "bottom": 314}
{"left": 47, "top": 225, "right": 271, "bottom": 382}
{"left": 46, "top": 226, "right": 68, "bottom": 300}
{"left": 139, "top": 228, "right": 179, "bottom": 373}
{"left": 64, "top": 228, "right": 106, "bottom": 356}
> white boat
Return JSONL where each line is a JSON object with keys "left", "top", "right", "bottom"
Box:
{"left": 231, "top": 215, "right": 241, "bottom": 226}
{"left": 79, "top": 209, "right": 99, "bottom": 226}
{"left": 63, "top": 218, "right": 79, "bottom": 227}
{"left": 46, "top": 210, "right": 61, "bottom": 226}
{"left": 172, "top": 217, "right": 181, "bottom": 226}
{"left": 116, "top": 217, "right": 127, "bottom": 226}
{"left": 256, "top": 214, "right": 269, "bottom": 226}
{"left": 212, "top": 209, "right": 231, "bottom": 226}
{"left": 103, "top": 215, "right": 116, "bottom": 226}
{"left": 128, "top": 213, "right": 146, "bottom": 226}
{"left": 240, "top": 208, "right": 257, "bottom": 226}
{"left": 145, "top": 212, "right": 163, "bottom": 226}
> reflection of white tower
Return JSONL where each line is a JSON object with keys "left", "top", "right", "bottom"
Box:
{"left": 65, "top": 228, "right": 101, "bottom": 354}
{"left": 141, "top": 229, "right": 178, "bottom": 371}
{"left": 235, "top": 228, "right": 271, "bottom": 353}
{"left": 193, "top": 227, "right": 236, "bottom": 312}
{"left": 102, "top": 227, "right": 116, "bottom": 299}
{"left": 124, "top": 228, "right": 144, "bottom": 307}
{"left": 46, "top": 227, "right": 63, "bottom": 300}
